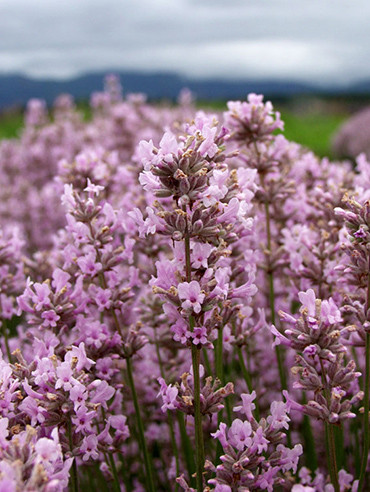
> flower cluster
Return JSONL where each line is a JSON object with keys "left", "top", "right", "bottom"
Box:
{"left": 136, "top": 118, "right": 257, "bottom": 352}
{"left": 271, "top": 289, "right": 362, "bottom": 424}
{"left": 158, "top": 364, "right": 234, "bottom": 417}
{"left": 0, "top": 78, "right": 369, "bottom": 491}
{"left": 0, "top": 424, "right": 72, "bottom": 492}
{"left": 206, "top": 391, "right": 302, "bottom": 492}
{"left": 224, "top": 93, "right": 283, "bottom": 145}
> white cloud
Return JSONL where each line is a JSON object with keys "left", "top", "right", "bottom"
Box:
{"left": 0, "top": 0, "right": 368, "bottom": 84}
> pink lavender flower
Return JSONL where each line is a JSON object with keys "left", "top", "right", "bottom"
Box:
{"left": 108, "top": 415, "right": 130, "bottom": 440}
{"left": 80, "top": 435, "right": 99, "bottom": 461}
{"left": 224, "top": 93, "right": 283, "bottom": 144}
{"left": 1, "top": 80, "right": 370, "bottom": 491}
{"left": 157, "top": 378, "right": 179, "bottom": 412}
{"left": 191, "top": 242, "right": 214, "bottom": 269}
{"left": 41, "top": 309, "right": 60, "bottom": 327}
{"left": 228, "top": 418, "right": 253, "bottom": 450}
{"left": 267, "top": 401, "right": 290, "bottom": 430}
{"left": 72, "top": 405, "right": 96, "bottom": 433}
{"left": 177, "top": 281, "right": 205, "bottom": 314}
{"left": 77, "top": 251, "right": 102, "bottom": 276}
{"left": 233, "top": 391, "right": 257, "bottom": 420}
{"left": 55, "top": 362, "right": 77, "bottom": 391}
{"left": 190, "top": 326, "right": 208, "bottom": 345}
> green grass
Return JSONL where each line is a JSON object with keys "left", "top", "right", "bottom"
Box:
{"left": 279, "top": 110, "right": 348, "bottom": 158}
{"left": 0, "top": 112, "right": 24, "bottom": 139}
{"left": 0, "top": 102, "right": 349, "bottom": 158}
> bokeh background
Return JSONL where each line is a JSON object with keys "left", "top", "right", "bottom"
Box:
{"left": 1, "top": 0, "right": 369, "bottom": 158}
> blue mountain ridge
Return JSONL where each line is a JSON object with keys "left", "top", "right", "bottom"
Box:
{"left": 0, "top": 70, "right": 369, "bottom": 109}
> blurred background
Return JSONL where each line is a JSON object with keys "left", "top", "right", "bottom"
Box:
{"left": 1, "top": 0, "right": 369, "bottom": 158}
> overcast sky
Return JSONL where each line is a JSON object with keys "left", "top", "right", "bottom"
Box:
{"left": 0, "top": 0, "right": 367, "bottom": 86}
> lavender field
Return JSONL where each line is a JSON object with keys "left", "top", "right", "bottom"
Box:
{"left": 0, "top": 76, "right": 369, "bottom": 492}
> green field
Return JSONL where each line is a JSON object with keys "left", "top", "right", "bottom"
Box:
{"left": 0, "top": 103, "right": 349, "bottom": 158}
{"left": 0, "top": 111, "right": 24, "bottom": 140}
{"left": 280, "top": 110, "right": 348, "bottom": 158}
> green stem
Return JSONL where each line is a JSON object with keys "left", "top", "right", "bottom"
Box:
{"left": 323, "top": 423, "right": 332, "bottom": 482}
{"left": 126, "top": 357, "right": 155, "bottom": 492}
{"left": 301, "top": 393, "right": 318, "bottom": 471}
{"left": 177, "top": 412, "right": 196, "bottom": 484}
{"left": 359, "top": 331, "right": 370, "bottom": 490}
{"left": 255, "top": 153, "right": 293, "bottom": 449}
{"left": 257, "top": 164, "right": 287, "bottom": 393}
{"left": 320, "top": 359, "right": 339, "bottom": 492}
{"left": 215, "top": 326, "right": 225, "bottom": 459}
{"left": 215, "top": 326, "right": 224, "bottom": 382}
{"left": 1, "top": 320, "right": 12, "bottom": 363}
{"left": 167, "top": 413, "right": 180, "bottom": 491}
{"left": 237, "top": 345, "right": 253, "bottom": 392}
{"left": 91, "top": 463, "right": 110, "bottom": 492}
{"left": 327, "top": 423, "right": 340, "bottom": 492}
{"left": 352, "top": 347, "right": 362, "bottom": 387}
{"left": 237, "top": 346, "right": 260, "bottom": 421}
{"left": 105, "top": 452, "right": 121, "bottom": 492}
{"left": 184, "top": 233, "right": 192, "bottom": 282}
{"left": 89, "top": 222, "right": 124, "bottom": 340}
{"left": 67, "top": 418, "right": 78, "bottom": 492}
{"left": 100, "top": 407, "right": 121, "bottom": 492}
{"left": 120, "top": 456, "right": 132, "bottom": 492}
{"left": 334, "top": 424, "right": 345, "bottom": 471}
{"left": 202, "top": 347, "right": 212, "bottom": 375}
{"left": 154, "top": 340, "right": 180, "bottom": 490}
{"left": 262, "top": 194, "right": 291, "bottom": 448}
{"left": 191, "top": 345, "right": 205, "bottom": 492}
{"left": 224, "top": 395, "right": 232, "bottom": 426}
{"left": 184, "top": 228, "right": 204, "bottom": 492}
{"left": 353, "top": 417, "right": 361, "bottom": 477}
{"left": 359, "top": 257, "right": 370, "bottom": 491}
{"left": 264, "top": 200, "right": 287, "bottom": 393}
{"left": 91, "top": 222, "right": 152, "bottom": 487}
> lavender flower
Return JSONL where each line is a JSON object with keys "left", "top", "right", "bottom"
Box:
{"left": 0, "top": 80, "right": 369, "bottom": 491}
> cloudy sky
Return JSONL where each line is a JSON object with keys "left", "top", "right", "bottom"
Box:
{"left": 0, "top": 0, "right": 367, "bottom": 86}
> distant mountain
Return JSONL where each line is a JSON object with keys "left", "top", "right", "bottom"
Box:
{"left": 349, "top": 79, "right": 370, "bottom": 94}
{"left": 0, "top": 70, "right": 369, "bottom": 109}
